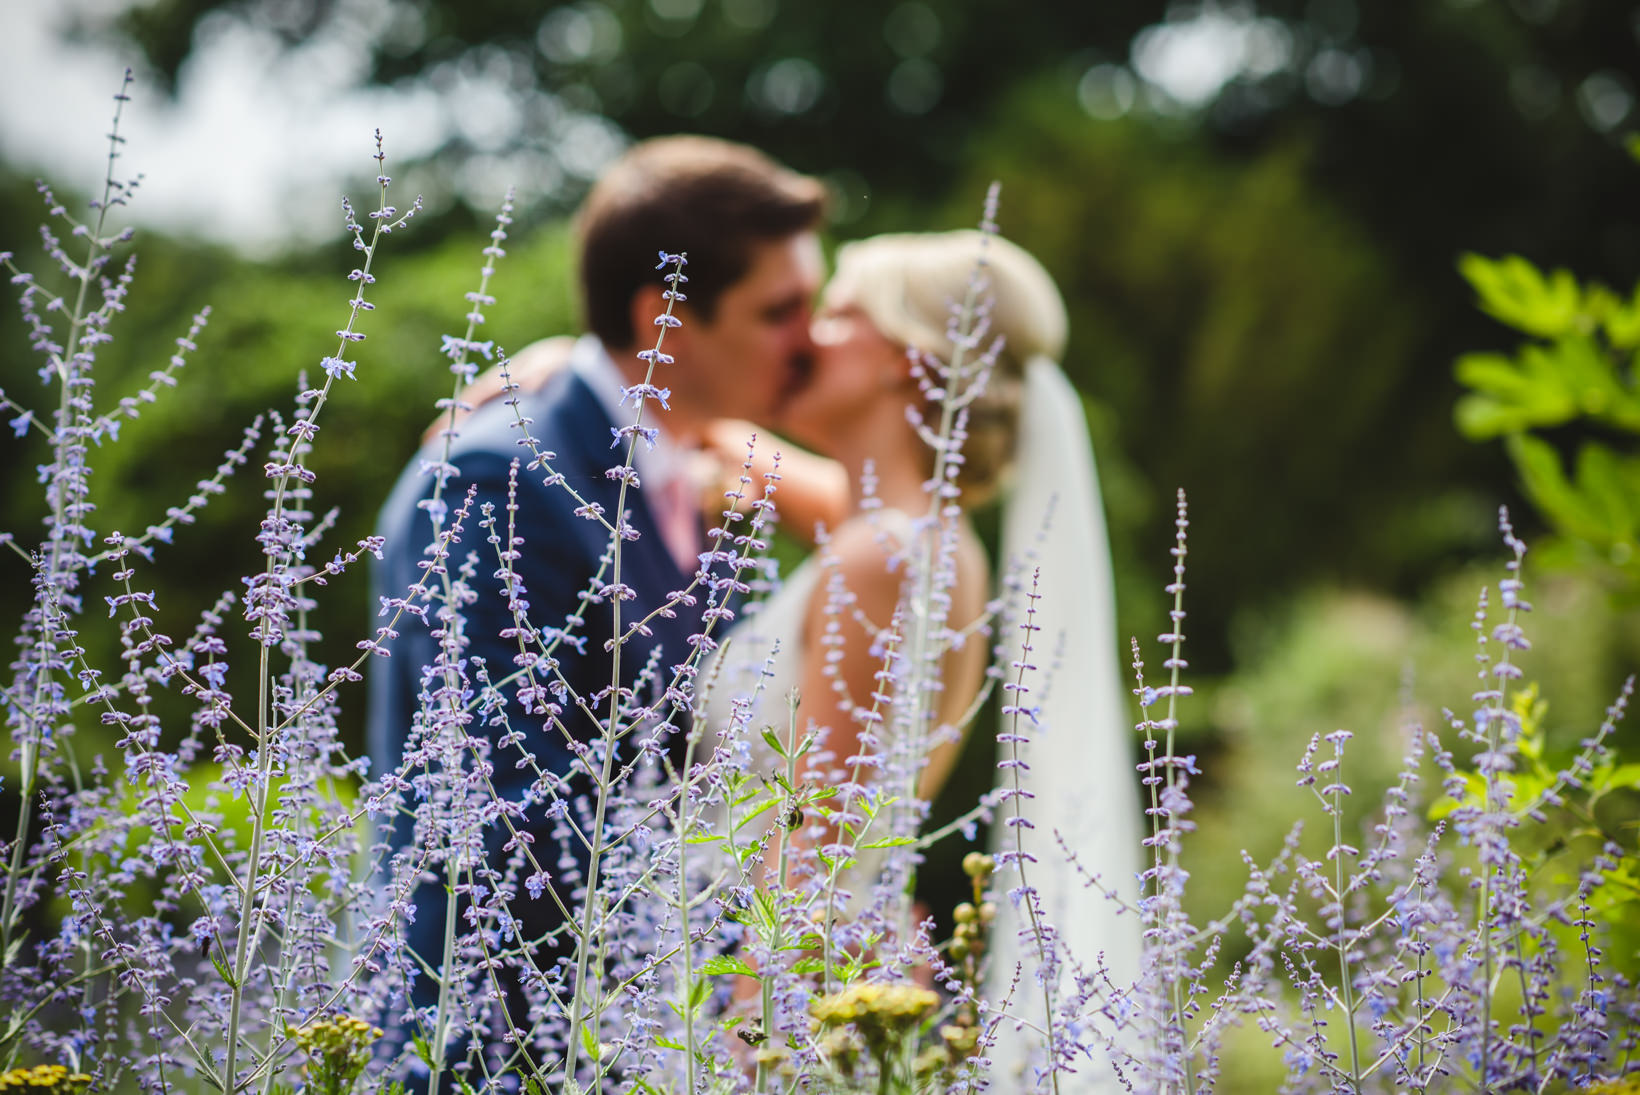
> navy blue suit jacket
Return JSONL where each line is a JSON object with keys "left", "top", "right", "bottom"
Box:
{"left": 366, "top": 354, "right": 702, "bottom": 1002}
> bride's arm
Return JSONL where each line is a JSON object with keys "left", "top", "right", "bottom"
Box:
{"left": 702, "top": 419, "right": 848, "bottom": 549}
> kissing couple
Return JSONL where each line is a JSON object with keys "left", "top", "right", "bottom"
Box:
{"left": 367, "top": 135, "right": 1139, "bottom": 1091}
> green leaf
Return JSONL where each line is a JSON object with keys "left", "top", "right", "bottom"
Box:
{"left": 209, "top": 941, "right": 238, "bottom": 989}
{"left": 1429, "top": 772, "right": 1489, "bottom": 820}
{"left": 701, "top": 954, "right": 759, "bottom": 977}
{"left": 1602, "top": 283, "right": 1640, "bottom": 349}
{"left": 581, "top": 1023, "right": 601, "bottom": 1063}
{"left": 1585, "top": 282, "right": 1640, "bottom": 350}
{"left": 653, "top": 1036, "right": 687, "bottom": 1052}
{"left": 1509, "top": 434, "right": 1606, "bottom": 542}
{"left": 751, "top": 890, "right": 782, "bottom": 933}
{"left": 859, "top": 836, "right": 918, "bottom": 849}
{"left": 1455, "top": 394, "right": 1524, "bottom": 440}
{"left": 1459, "top": 252, "right": 1585, "bottom": 339}
{"left": 816, "top": 849, "right": 857, "bottom": 872}
{"left": 1575, "top": 443, "right": 1640, "bottom": 542}
{"left": 1601, "top": 763, "right": 1640, "bottom": 791}
{"left": 689, "top": 976, "right": 710, "bottom": 1010}
{"left": 1518, "top": 730, "right": 1542, "bottom": 763}
{"left": 1456, "top": 352, "right": 1536, "bottom": 401}
{"left": 730, "top": 784, "right": 768, "bottom": 809}
{"left": 791, "top": 956, "right": 831, "bottom": 975}
{"left": 761, "top": 727, "right": 788, "bottom": 759}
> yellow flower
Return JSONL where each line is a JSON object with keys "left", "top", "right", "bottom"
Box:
{"left": 810, "top": 982, "right": 940, "bottom": 1061}
{"left": 0, "top": 1065, "right": 93, "bottom": 1093}
{"left": 1585, "top": 1080, "right": 1640, "bottom": 1095}
{"left": 291, "top": 1013, "right": 383, "bottom": 1095}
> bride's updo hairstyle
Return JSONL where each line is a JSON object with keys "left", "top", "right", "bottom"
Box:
{"left": 822, "top": 229, "right": 1068, "bottom": 507}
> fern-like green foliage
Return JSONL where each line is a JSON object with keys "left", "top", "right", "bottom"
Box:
{"left": 1454, "top": 250, "right": 1640, "bottom": 584}
{"left": 1430, "top": 683, "right": 1640, "bottom": 970}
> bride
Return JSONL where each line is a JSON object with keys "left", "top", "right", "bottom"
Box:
{"left": 702, "top": 227, "right": 1141, "bottom": 1091}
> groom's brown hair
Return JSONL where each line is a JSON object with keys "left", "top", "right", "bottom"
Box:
{"left": 575, "top": 136, "right": 827, "bottom": 350}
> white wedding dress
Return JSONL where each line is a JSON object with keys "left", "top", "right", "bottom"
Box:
{"left": 698, "top": 360, "right": 1140, "bottom": 1092}
{"left": 698, "top": 508, "right": 922, "bottom": 916}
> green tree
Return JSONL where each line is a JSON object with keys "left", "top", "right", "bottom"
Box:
{"left": 1455, "top": 245, "right": 1640, "bottom": 590}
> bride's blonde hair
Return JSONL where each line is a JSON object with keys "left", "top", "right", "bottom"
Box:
{"left": 822, "top": 229, "right": 1068, "bottom": 506}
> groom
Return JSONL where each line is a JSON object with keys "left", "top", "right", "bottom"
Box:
{"left": 367, "top": 135, "right": 826, "bottom": 1037}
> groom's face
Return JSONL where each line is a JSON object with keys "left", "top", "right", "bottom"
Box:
{"left": 674, "top": 232, "right": 823, "bottom": 424}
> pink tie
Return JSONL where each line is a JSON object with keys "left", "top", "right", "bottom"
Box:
{"left": 655, "top": 469, "right": 701, "bottom": 577}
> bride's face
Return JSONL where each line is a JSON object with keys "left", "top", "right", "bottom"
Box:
{"left": 777, "top": 298, "right": 908, "bottom": 454}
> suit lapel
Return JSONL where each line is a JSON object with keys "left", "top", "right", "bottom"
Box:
{"left": 548, "top": 371, "right": 691, "bottom": 600}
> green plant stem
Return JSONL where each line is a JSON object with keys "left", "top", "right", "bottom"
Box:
{"left": 1160, "top": 547, "right": 1195, "bottom": 1095}
{"left": 676, "top": 773, "right": 700, "bottom": 1095}
{"left": 1003, "top": 580, "right": 1060, "bottom": 1095}
{"left": 1476, "top": 582, "right": 1522, "bottom": 1092}
{"left": 262, "top": 596, "right": 318, "bottom": 1095}
{"left": 668, "top": 616, "right": 754, "bottom": 1095}
{"left": 563, "top": 261, "right": 681, "bottom": 1089}
{"left": 3, "top": 71, "right": 132, "bottom": 995}
{"left": 426, "top": 858, "right": 462, "bottom": 1095}
{"left": 225, "top": 151, "right": 396, "bottom": 1095}
{"left": 756, "top": 698, "right": 802, "bottom": 1095}
{"left": 1330, "top": 787, "right": 1362, "bottom": 1092}
{"left": 1413, "top": 883, "right": 1429, "bottom": 1091}
{"left": 892, "top": 238, "right": 989, "bottom": 952}
{"left": 562, "top": 441, "right": 632, "bottom": 1093}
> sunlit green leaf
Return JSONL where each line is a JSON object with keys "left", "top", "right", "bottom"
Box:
{"left": 1509, "top": 434, "right": 1607, "bottom": 542}
{"left": 701, "top": 954, "right": 758, "bottom": 977}
{"left": 1574, "top": 443, "right": 1640, "bottom": 541}
{"left": 1602, "top": 763, "right": 1640, "bottom": 791}
{"left": 1459, "top": 252, "right": 1584, "bottom": 339}
{"left": 1587, "top": 282, "right": 1640, "bottom": 349}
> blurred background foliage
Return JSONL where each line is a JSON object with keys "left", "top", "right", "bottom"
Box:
{"left": 3, "top": 0, "right": 1639, "bottom": 997}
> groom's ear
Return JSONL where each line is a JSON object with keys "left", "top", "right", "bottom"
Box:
{"left": 628, "top": 284, "right": 697, "bottom": 351}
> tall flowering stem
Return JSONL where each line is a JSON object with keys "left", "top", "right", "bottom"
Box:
{"left": 562, "top": 252, "right": 689, "bottom": 1086}
{"left": 896, "top": 185, "right": 1004, "bottom": 844}
{"left": 997, "top": 569, "right": 1061, "bottom": 1095}
{"left": 2, "top": 71, "right": 139, "bottom": 960}
{"left": 1133, "top": 490, "right": 1198, "bottom": 1094}
{"left": 224, "top": 132, "right": 418, "bottom": 1094}
{"left": 1473, "top": 507, "right": 1530, "bottom": 1089}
